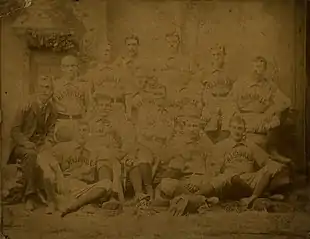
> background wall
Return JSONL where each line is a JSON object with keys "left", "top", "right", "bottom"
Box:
{"left": 1, "top": 16, "right": 30, "bottom": 163}
{"left": 1, "top": 0, "right": 307, "bottom": 169}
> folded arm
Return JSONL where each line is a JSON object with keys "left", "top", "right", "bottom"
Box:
{"left": 11, "top": 102, "right": 32, "bottom": 146}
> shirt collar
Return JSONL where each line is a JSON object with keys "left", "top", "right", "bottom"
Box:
{"left": 249, "top": 74, "right": 268, "bottom": 86}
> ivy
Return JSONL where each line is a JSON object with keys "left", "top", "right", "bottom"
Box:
{"left": 25, "top": 29, "right": 78, "bottom": 52}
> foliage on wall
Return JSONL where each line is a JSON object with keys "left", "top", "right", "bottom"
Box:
{"left": 24, "top": 29, "right": 78, "bottom": 52}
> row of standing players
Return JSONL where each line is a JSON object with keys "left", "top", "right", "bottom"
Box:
{"left": 8, "top": 34, "right": 292, "bottom": 216}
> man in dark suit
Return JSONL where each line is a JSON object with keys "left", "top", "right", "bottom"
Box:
{"left": 8, "top": 75, "right": 57, "bottom": 212}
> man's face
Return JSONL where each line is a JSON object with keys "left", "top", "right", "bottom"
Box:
{"left": 229, "top": 120, "right": 246, "bottom": 142}
{"left": 253, "top": 60, "right": 266, "bottom": 76}
{"left": 142, "top": 132, "right": 166, "bottom": 148}
{"left": 61, "top": 57, "right": 78, "bottom": 79}
{"left": 126, "top": 38, "right": 139, "bottom": 57}
{"left": 211, "top": 50, "right": 225, "bottom": 69}
{"left": 37, "top": 79, "right": 53, "bottom": 103}
{"left": 166, "top": 35, "right": 180, "bottom": 53}
{"left": 184, "top": 120, "right": 200, "bottom": 137}
{"left": 102, "top": 46, "right": 111, "bottom": 63}
{"left": 175, "top": 118, "right": 200, "bottom": 137}
{"left": 96, "top": 98, "right": 112, "bottom": 116}
{"left": 78, "top": 123, "right": 90, "bottom": 143}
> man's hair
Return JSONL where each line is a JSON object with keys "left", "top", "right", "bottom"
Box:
{"left": 125, "top": 35, "right": 140, "bottom": 45}
{"left": 229, "top": 113, "right": 246, "bottom": 127}
{"left": 77, "top": 119, "right": 90, "bottom": 128}
{"left": 175, "top": 115, "right": 204, "bottom": 129}
{"left": 37, "top": 75, "right": 54, "bottom": 91}
{"left": 253, "top": 56, "right": 267, "bottom": 67}
{"left": 93, "top": 91, "right": 113, "bottom": 104}
{"left": 61, "top": 55, "right": 78, "bottom": 65}
{"left": 165, "top": 32, "right": 180, "bottom": 42}
{"left": 211, "top": 44, "right": 226, "bottom": 56}
{"left": 103, "top": 43, "right": 112, "bottom": 51}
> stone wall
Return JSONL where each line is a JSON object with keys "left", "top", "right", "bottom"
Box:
{"left": 1, "top": 15, "right": 30, "bottom": 163}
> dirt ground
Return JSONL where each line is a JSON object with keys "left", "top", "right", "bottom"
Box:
{"left": 2, "top": 204, "right": 310, "bottom": 239}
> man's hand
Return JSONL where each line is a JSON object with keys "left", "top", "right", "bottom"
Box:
{"left": 169, "top": 195, "right": 189, "bottom": 216}
{"left": 132, "top": 94, "right": 143, "bottom": 108}
{"left": 56, "top": 178, "right": 67, "bottom": 195}
{"left": 123, "top": 156, "right": 135, "bottom": 168}
{"left": 22, "top": 141, "right": 36, "bottom": 150}
{"left": 270, "top": 153, "right": 293, "bottom": 166}
{"left": 38, "top": 142, "right": 53, "bottom": 153}
{"left": 184, "top": 183, "right": 199, "bottom": 194}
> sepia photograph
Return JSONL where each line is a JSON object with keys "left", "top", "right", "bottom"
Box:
{"left": 0, "top": 0, "right": 309, "bottom": 238}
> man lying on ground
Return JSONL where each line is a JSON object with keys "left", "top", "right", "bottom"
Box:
{"left": 37, "top": 119, "right": 120, "bottom": 216}
{"left": 152, "top": 113, "right": 212, "bottom": 208}
{"left": 168, "top": 114, "right": 292, "bottom": 216}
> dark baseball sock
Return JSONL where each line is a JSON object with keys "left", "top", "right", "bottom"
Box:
{"left": 139, "top": 163, "right": 152, "bottom": 185}
{"left": 139, "top": 163, "right": 154, "bottom": 199}
{"left": 43, "top": 178, "right": 58, "bottom": 207}
{"left": 61, "top": 188, "right": 108, "bottom": 217}
{"left": 129, "top": 166, "right": 143, "bottom": 196}
{"left": 252, "top": 172, "right": 272, "bottom": 199}
{"left": 197, "top": 183, "right": 216, "bottom": 197}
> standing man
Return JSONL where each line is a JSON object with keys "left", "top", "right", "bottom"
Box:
{"left": 231, "top": 56, "right": 291, "bottom": 149}
{"left": 86, "top": 43, "right": 120, "bottom": 100}
{"left": 157, "top": 32, "right": 192, "bottom": 106}
{"left": 201, "top": 44, "right": 236, "bottom": 140}
{"left": 53, "top": 55, "right": 90, "bottom": 142}
{"left": 136, "top": 75, "right": 172, "bottom": 136}
{"left": 88, "top": 91, "right": 128, "bottom": 203}
{"left": 114, "top": 35, "right": 145, "bottom": 122}
{"left": 8, "top": 76, "right": 57, "bottom": 212}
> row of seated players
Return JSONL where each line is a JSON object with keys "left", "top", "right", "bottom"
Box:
{"left": 36, "top": 103, "right": 291, "bottom": 217}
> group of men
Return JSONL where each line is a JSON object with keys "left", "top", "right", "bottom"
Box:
{"left": 7, "top": 32, "right": 293, "bottom": 217}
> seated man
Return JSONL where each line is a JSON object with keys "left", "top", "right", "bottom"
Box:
{"left": 88, "top": 92, "right": 126, "bottom": 206}
{"left": 153, "top": 113, "right": 213, "bottom": 207}
{"left": 169, "top": 114, "right": 292, "bottom": 216}
{"left": 231, "top": 56, "right": 291, "bottom": 149}
{"left": 201, "top": 45, "right": 236, "bottom": 143}
{"left": 122, "top": 133, "right": 155, "bottom": 203}
{"left": 37, "top": 119, "right": 116, "bottom": 216}
{"left": 7, "top": 76, "right": 57, "bottom": 212}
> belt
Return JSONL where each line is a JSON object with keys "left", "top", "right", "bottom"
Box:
{"left": 57, "top": 113, "right": 83, "bottom": 120}
{"left": 113, "top": 97, "right": 124, "bottom": 104}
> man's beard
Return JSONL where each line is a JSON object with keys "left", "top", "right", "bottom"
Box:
{"left": 128, "top": 50, "right": 137, "bottom": 58}
{"left": 38, "top": 94, "right": 51, "bottom": 104}
{"left": 63, "top": 72, "right": 77, "bottom": 80}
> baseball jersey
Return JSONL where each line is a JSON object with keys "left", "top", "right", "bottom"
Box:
{"left": 164, "top": 133, "right": 212, "bottom": 175}
{"left": 202, "top": 68, "right": 236, "bottom": 131}
{"left": 231, "top": 77, "right": 291, "bottom": 133}
{"left": 114, "top": 56, "right": 143, "bottom": 96}
{"left": 137, "top": 77, "right": 173, "bottom": 138}
{"left": 232, "top": 77, "right": 291, "bottom": 114}
{"left": 89, "top": 116, "right": 123, "bottom": 150}
{"left": 88, "top": 64, "right": 120, "bottom": 97}
{"left": 52, "top": 141, "right": 99, "bottom": 184}
{"left": 156, "top": 55, "right": 191, "bottom": 103}
{"left": 208, "top": 138, "right": 270, "bottom": 177}
{"left": 53, "top": 77, "right": 89, "bottom": 116}
{"left": 124, "top": 141, "right": 154, "bottom": 167}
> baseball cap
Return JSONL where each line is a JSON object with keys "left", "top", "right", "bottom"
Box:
{"left": 93, "top": 90, "right": 115, "bottom": 102}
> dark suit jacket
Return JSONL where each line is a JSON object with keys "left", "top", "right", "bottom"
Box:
{"left": 7, "top": 97, "right": 58, "bottom": 164}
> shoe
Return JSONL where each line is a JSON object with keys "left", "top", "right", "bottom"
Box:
{"left": 45, "top": 203, "right": 58, "bottom": 215}
{"left": 24, "top": 197, "right": 35, "bottom": 213}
